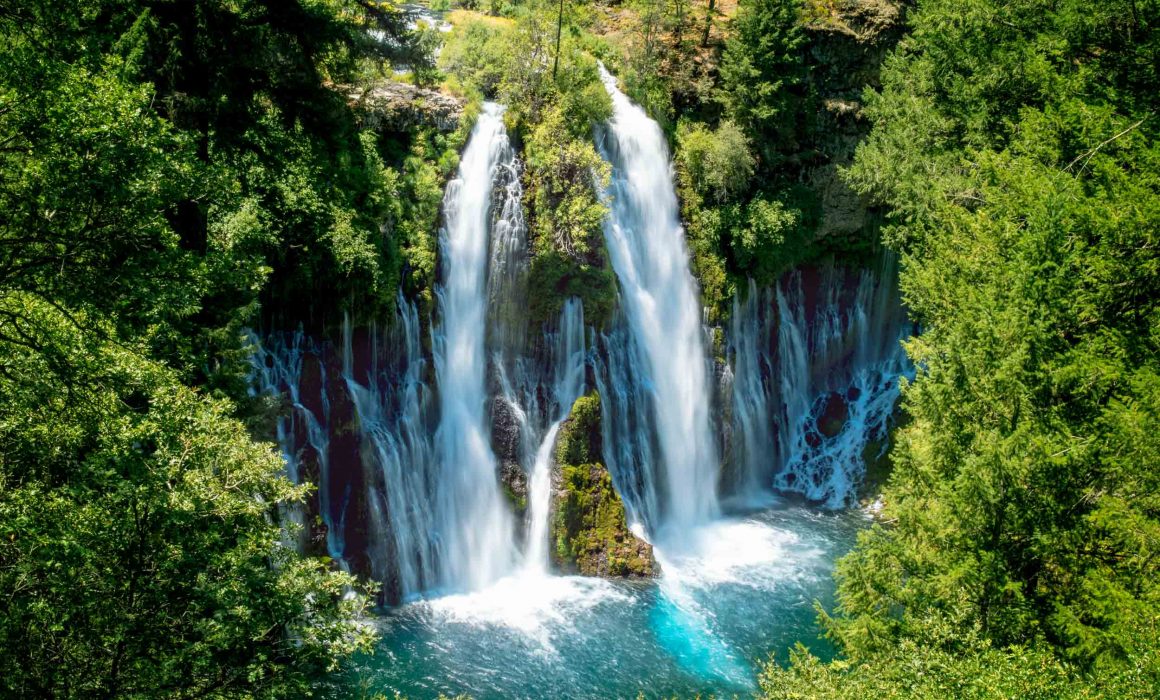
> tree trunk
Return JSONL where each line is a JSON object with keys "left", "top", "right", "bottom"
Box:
{"left": 553, "top": 0, "right": 565, "bottom": 78}
{"left": 701, "top": 0, "right": 717, "bottom": 47}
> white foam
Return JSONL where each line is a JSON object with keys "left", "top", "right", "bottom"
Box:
{"left": 655, "top": 516, "right": 822, "bottom": 592}
{"left": 420, "top": 572, "right": 631, "bottom": 653}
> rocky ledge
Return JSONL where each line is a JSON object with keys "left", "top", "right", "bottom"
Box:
{"left": 345, "top": 81, "right": 465, "bottom": 133}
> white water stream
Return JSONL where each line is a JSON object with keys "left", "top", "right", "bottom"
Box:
{"left": 594, "top": 64, "right": 720, "bottom": 539}
{"left": 431, "top": 102, "right": 520, "bottom": 591}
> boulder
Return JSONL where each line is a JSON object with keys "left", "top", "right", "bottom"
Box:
{"left": 548, "top": 393, "right": 655, "bottom": 578}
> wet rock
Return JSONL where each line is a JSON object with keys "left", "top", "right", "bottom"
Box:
{"left": 490, "top": 396, "right": 522, "bottom": 465}
{"left": 500, "top": 459, "right": 528, "bottom": 517}
{"left": 549, "top": 394, "right": 655, "bottom": 578}
{"left": 817, "top": 391, "right": 849, "bottom": 437}
{"left": 551, "top": 463, "right": 655, "bottom": 578}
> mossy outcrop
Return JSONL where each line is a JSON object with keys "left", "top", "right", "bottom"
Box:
{"left": 549, "top": 393, "right": 655, "bottom": 578}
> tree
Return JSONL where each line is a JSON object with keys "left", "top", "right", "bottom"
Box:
{"left": 702, "top": 0, "right": 718, "bottom": 47}
{"left": 718, "top": 0, "right": 809, "bottom": 164}
{"left": 0, "top": 1, "right": 401, "bottom": 695}
{"left": 0, "top": 296, "right": 374, "bottom": 697}
{"left": 766, "top": 0, "right": 1160, "bottom": 693}
{"left": 676, "top": 119, "right": 756, "bottom": 203}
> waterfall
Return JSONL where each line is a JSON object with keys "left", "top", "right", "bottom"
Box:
{"left": 722, "top": 280, "right": 777, "bottom": 505}
{"left": 594, "top": 65, "right": 719, "bottom": 537}
{"left": 772, "top": 263, "right": 913, "bottom": 507}
{"left": 524, "top": 299, "right": 587, "bottom": 572}
{"left": 247, "top": 329, "right": 341, "bottom": 558}
{"left": 722, "top": 260, "right": 913, "bottom": 508}
{"left": 341, "top": 298, "right": 439, "bottom": 599}
{"left": 431, "top": 102, "right": 520, "bottom": 591}
{"left": 485, "top": 145, "right": 529, "bottom": 369}
{"left": 248, "top": 87, "right": 913, "bottom": 614}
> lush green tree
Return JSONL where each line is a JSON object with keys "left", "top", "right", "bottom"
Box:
{"left": 729, "top": 196, "right": 802, "bottom": 275}
{"left": 718, "top": 0, "right": 810, "bottom": 165}
{"left": 761, "top": 630, "right": 1159, "bottom": 699}
{"left": 676, "top": 119, "right": 755, "bottom": 204}
{"left": 767, "top": 0, "right": 1160, "bottom": 695}
{"left": 0, "top": 0, "right": 417, "bottom": 695}
{"left": 0, "top": 296, "right": 373, "bottom": 698}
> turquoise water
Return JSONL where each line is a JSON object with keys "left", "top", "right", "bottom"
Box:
{"left": 326, "top": 506, "right": 865, "bottom": 699}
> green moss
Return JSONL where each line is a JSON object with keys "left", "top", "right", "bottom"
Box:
{"left": 502, "top": 481, "right": 527, "bottom": 514}
{"left": 526, "top": 240, "right": 618, "bottom": 331}
{"left": 523, "top": 101, "right": 617, "bottom": 329}
{"left": 550, "top": 393, "right": 653, "bottom": 578}
{"left": 554, "top": 393, "right": 603, "bottom": 465}
{"left": 552, "top": 463, "right": 653, "bottom": 578}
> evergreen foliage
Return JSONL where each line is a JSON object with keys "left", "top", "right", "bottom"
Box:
{"left": 0, "top": 0, "right": 432, "bottom": 694}
{"left": 763, "top": 0, "right": 1160, "bottom": 695}
{"left": 718, "top": 0, "right": 810, "bottom": 167}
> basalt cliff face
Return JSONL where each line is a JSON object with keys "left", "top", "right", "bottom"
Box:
{"left": 249, "top": 15, "right": 914, "bottom": 602}
{"left": 346, "top": 80, "right": 465, "bottom": 133}
{"left": 801, "top": 0, "right": 907, "bottom": 242}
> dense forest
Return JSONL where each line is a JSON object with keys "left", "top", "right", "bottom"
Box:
{"left": 1, "top": 0, "right": 1157, "bottom": 698}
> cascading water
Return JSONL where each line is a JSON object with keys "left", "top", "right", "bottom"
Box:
{"left": 523, "top": 299, "right": 587, "bottom": 572}
{"left": 485, "top": 146, "right": 529, "bottom": 370}
{"left": 247, "top": 329, "right": 341, "bottom": 558}
{"left": 594, "top": 64, "right": 719, "bottom": 537}
{"left": 431, "top": 102, "right": 520, "bottom": 591}
{"left": 249, "top": 59, "right": 918, "bottom": 700}
{"left": 341, "top": 298, "right": 438, "bottom": 599}
{"left": 771, "top": 261, "right": 913, "bottom": 507}
{"left": 721, "top": 280, "right": 778, "bottom": 506}
{"left": 721, "top": 260, "right": 913, "bottom": 508}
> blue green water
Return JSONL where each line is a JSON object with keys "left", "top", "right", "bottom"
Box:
{"left": 326, "top": 505, "right": 865, "bottom": 699}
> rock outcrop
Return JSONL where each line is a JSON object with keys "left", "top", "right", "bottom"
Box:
{"left": 345, "top": 81, "right": 465, "bottom": 133}
{"left": 549, "top": 393, "right": 655, "bottom": 578}
{"left": 801, "top": 0, "right": 907, "bottom": 241}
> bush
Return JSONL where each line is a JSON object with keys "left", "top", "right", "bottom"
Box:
{"left": 677, "top": 119, "right": 756, "bottom": 203}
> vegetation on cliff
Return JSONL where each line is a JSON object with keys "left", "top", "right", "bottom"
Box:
{"left": 550, "top": 394, "right": 655, "bottom": 577}
{"left": 439, "top": 4, "right": 619, "bottom": 328}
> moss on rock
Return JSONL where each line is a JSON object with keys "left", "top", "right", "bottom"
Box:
{"left": 549, "top": 393, "right": 655, "bottom": 578}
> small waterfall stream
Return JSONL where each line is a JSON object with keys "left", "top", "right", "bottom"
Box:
{"left": 247, "top": 329, "right": 341, "bottom": 558}
{"left": 721, "top": 261, "right": 913, "bottom": 507}
{"left": 523, "top": 299, "right": 586, "bottom": 572}
{"left": 771, "top": 263, "right": 914, "bottom": 506}
{"left": 594, "top": 64, "right": 720, "bottom": 538}
{"left": 341, "top": 298, "right": 438, "bottom": 598}
{"left": 722, "top": 280, "right": 778, "bottom": 506}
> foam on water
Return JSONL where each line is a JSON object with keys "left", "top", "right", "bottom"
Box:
{"left": 327, "top": 507, "right": 865, "bottom": 700}
{"left": 657, "top": 517, "right": 822, "bottom": 592}
{"left": 423, "top": 572, "right": 631, "bottom": 654}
